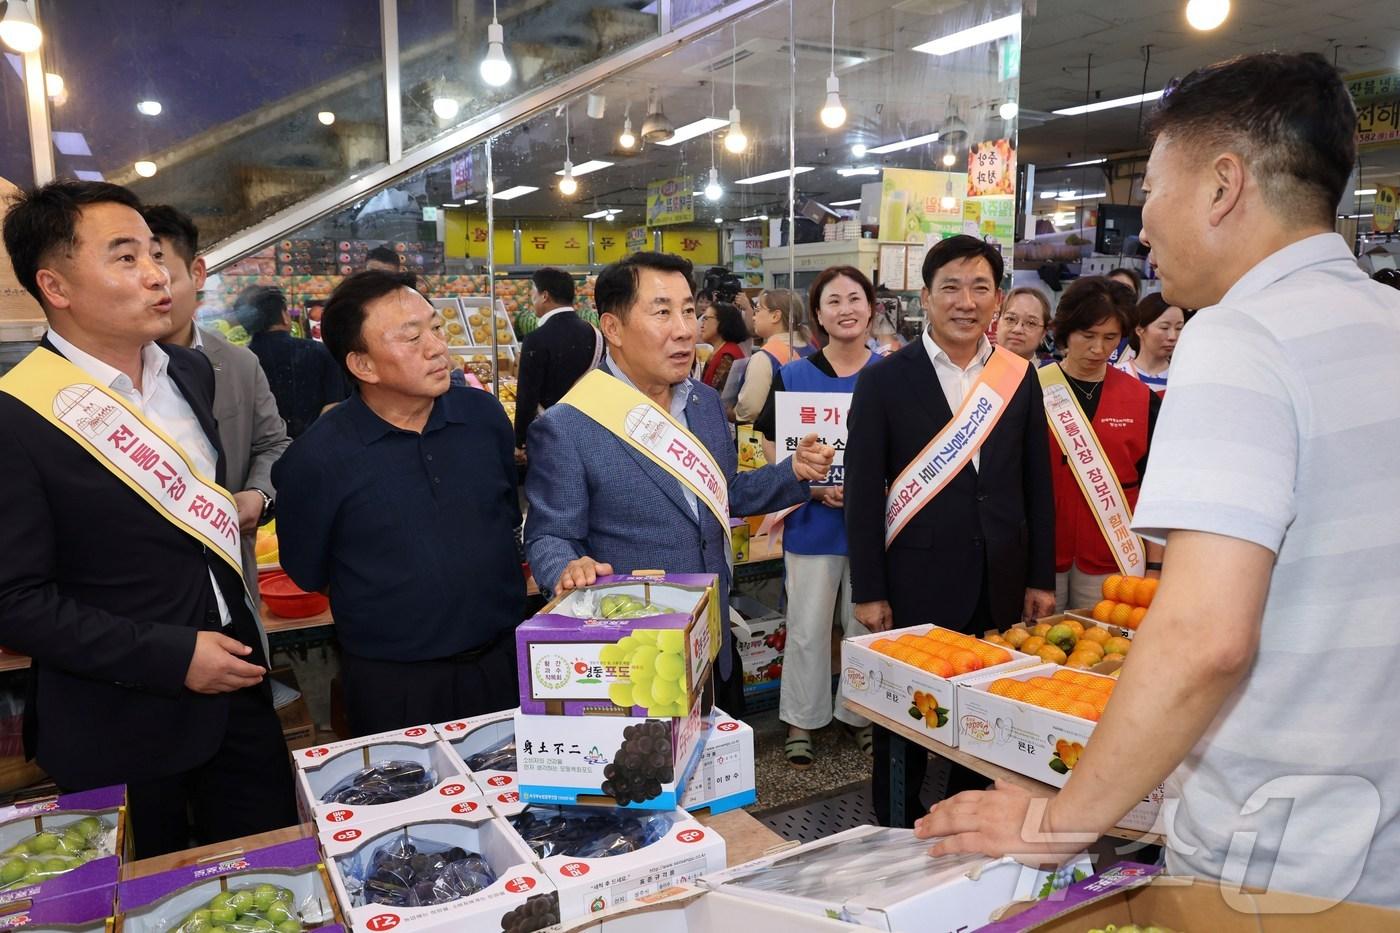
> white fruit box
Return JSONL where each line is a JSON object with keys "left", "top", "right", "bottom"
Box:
{"left": 319, "top": 797, "right": 557, "bottom": 933}
{"left": 292, "top": 726, "right": 480, "bottom": 834}
{"left": 434, "top": 709, "right": 519, "bottom": 799}
{"left": 701, "top": 824, "right": 1092, "bottom": 933}
{"left": 552, "top": 884, "right": 854, "bottom": 932}
{"left": 840, "top": 625, "right": 1037, "bottom": 748}
{"left": 493, "top": 804, "right": 725, "bottom": 921}
{"left": 955, "top": 664, "right": 1165, "bottom": 834}
{"left": 678, "top": 710, "right": 755, "bottom": 817}
{"left": 515, "top": 691, "right": 709, "bottom": 810}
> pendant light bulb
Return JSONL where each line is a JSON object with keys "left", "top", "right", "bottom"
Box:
{"left": 432, "top": 96, "right": 459, "bottom": 120}
{"left": 0, "top": 1, "right": 41, "bottom": 53}
{"left": 819, "top": 73, "right": 847, "bottom": 129}
{"left": 1185, "top": 0, "right": 1230, "bottom": 31}
{"left": 941, "top": 148, "right": 957, "bottom": 168}
{"left": 704, "top": 167, "right": 723, "bottom": 202}
{"left": 724, "top": 107, "right": 748, "bottom": 154}
{"left": 559, "top": 161, "right": 578, "bottom": 197}
{"left": 618, "top": 115, "right": 636, "bottom": 150}
{"left": 480, "top": 21, "right": 513, "bottom": 87}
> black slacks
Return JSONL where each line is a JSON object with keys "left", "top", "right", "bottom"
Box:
{"left": 871, "top": 568, "right": 996, "bottom": 828}
{"left": 340, "top": 632, "right": 518, "bottom": 738}
{"left": 125, "top": 685, "right": 298, "bottom": 859}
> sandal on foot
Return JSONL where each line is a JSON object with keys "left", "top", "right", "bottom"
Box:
{"left": 845, "top": 724, "right": 873, "bottom": 758}
{"left": 785, "top": 734, "right": 814, "bottom": 769}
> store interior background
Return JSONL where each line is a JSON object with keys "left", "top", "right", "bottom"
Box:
{"left": 1, "top": 0, "right": 1398, "bottom": 823}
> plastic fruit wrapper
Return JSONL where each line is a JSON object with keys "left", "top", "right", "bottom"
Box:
{"left": 435, "top": 710, "right": 520, "bottom": 799}
{"left": 489, "top": 800, "right": 724, "bottom": 922}
{"left": 515, "top": 693, "right": 710, "bottom": 809}
{"left": 702, "top": 825, "right": 1090, "bottom": 932}
{"left": 291, "top": 727, "right": 477, "bottom": 834}
{"left": 319, "top": 798, "right": 556, "bottom": 933}
{"left": 117, "top": 838, "right": 342, "bottom": 933}
{"left": 0, "top": 785, "right": 128, "bottom": 909}
{"left": 516, "top": 574, "right": 720, "bottom": 717}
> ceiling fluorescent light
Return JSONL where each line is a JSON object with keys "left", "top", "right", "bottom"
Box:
{"left": 554, "top": 159, "right": 613, "bottom": 177}
{"left": 1061, "top": 157, "right": 1107, "bottom": 167}
{"left": 912, "top": 13, "right": 1020, "bottom": 56}
{"left": 1355, "top": 188, "right": 1377, "bottom": 196}
{"left": 583, "top": 208, "right": 617, "bottom": 219}
{"left": 867, "top": 132, "right": 940, "bottom": 155}
{"left": 461, "top": 198, "right": 479, "bottom": 205}
{"left": 654, "top": 116, "right": 730, "bottom": 147}
{"left": 1053, "top": 91, "right": 1163, "bottom": 117}
{"left": 739, "top": 214, "right": 769, "bottom": 221}
{"left": 735, "top": 166, "right": 815, "bottom": 185}
{"left": 829, "top": 198, "right": 862, "bottom": 206}
{"left": 1056, "top": 191, "right": 1106, "bottom": 202}
{"left": 492, "top": 185, "right": 538, "bottom": 200}
{"left": 837, "top": 167, "right": 880, "bottom": 176}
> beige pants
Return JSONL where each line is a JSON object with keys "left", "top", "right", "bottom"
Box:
{"left": 1055, "top": 567, "right": 1110, "bottom": 614}
{"left": 780, "top": 552, "right": 870, "bottom": 731}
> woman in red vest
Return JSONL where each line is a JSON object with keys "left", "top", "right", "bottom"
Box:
{"left": 1045, "top": 277, "right": 1163, "bottom": 610}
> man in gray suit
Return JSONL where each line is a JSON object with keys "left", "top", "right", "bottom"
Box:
{"left": 143, "top": 206, "right": 291, "bottom": 608}
{"left": 524, "top": 252, "right": 834, "bottom": 713}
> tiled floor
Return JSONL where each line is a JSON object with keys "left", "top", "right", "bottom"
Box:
{"left": 744, "top": 702, "right": 873, "bottom": 816}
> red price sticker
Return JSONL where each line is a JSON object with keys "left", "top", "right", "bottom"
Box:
{"left": 366, "top": 914, "right": 400, "bottom": 931}
{"left": 450, "top": 802, "right": 478, "bottom": 814}
{"left": 560, "top": 862, "right": 589, "bottom": 878}
{"left": 498, "top": 791, "right": 520, "bottom": 804}
{"left": 717, "top": 721, "right": 739, "bottom": 732}
{"left": 443, "top": 722, "right": 466, "bottom": 732}
{"left": 305, "top": 748, "right": 330, "bottom": 758}
{"left": 439, "top": 783, "right": 467, "bottom": 797}
{"left": 504, "top": 877, "right": 537, "bottom": 893}
{"left": 326, "top": 809, "right": 354, "bottom": 823}
{"left": 404, "top": 727, "right": 428, "bottom": 737}
{"left": 487, "top": 775, "right": 513, "bottom": 787}
{"left": 332, "top": 828, "right": 362, "bottom": 843}
{"left": 676, "top": 829, "right": 705, "bottom": 844}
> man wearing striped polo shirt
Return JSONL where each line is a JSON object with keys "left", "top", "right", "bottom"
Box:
{"left": 915, "top": 52, "right": 1400, "bottom": 908}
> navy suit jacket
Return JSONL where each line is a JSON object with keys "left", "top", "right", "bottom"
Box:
{"left": 0, "top": 340, "right": 266, "bottom": 789}
{"left": 524, "top": 363, "right": 807, "bottom": 676}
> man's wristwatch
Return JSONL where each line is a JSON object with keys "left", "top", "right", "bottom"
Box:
{"left": 252, "top": 488, "right": 274, "bottom": 522}
{"left": 1145, "top": 561, "right": 1163, "bottom": 572}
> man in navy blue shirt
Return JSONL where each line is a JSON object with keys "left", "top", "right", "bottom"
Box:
{"left": 273, "top": 271, "right": 524, "bottom": 736}
{"left": 237, "top": 285, "right": 349, "bottom": 437}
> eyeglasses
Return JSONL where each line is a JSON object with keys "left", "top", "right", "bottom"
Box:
{"left": 996, "top": 314, "right": 1045, "bottom": 331}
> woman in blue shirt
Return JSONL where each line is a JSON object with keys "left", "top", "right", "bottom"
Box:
{"left": 756, "top": 266, "right": 882, "bottom": 768}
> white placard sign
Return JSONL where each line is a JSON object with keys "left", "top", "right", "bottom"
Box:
{"left": 775, "top": 390, "right": 852, "bottom": 486}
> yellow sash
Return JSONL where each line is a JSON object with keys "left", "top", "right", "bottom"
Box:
{"left": 0, "top": 348, "right": 248, "bottom": 583}
{"left": 559, "top": 369, "right": 730, "bottom": 530}
{"left": 885, "top": 346, "right": 1029, "bottom": 547}
{"left": 1038, "top": 364, "right": 1146, "bottom": 574}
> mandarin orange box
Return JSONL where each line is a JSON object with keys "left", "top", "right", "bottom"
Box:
{"left": 840, "top": 625, "right": 1038, "bottom": 748}
{"left": 955, "top": 663, "right": 1164, "bottom": 833}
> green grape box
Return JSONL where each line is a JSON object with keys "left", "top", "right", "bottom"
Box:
{"left": 0, "top": 785, "right": 128, "bottom": 911}
{"left": 516, "top": 574, "right": 721, "bottom": 717}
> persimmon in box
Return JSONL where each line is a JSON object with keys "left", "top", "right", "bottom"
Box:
{"left": 840, "top": 626, "right": 1036, "bottom": 748}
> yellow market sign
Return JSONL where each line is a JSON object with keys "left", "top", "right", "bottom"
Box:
{"left": 1347, "top": 71, "right": 1400, "bottom": 100}
{"left": 647, "top": 175, "right": 695, "bottom": 226}
{"left": 594, "top": 227, "right": 629, "bottom": 264}
{"left": 1357, "top": 97, "right": 1400, "bottom": 147}
{"left": 1376, "top": 185, "right": 1398, "bottom": 234}
{"left": 659, "top": 228, "right": 719, "bottom": 266}
{"left": 519, "top": 222, "right": 590, "bottom": 266}
{"left": 454, "top": 214, "right": 518, "bottom": 263}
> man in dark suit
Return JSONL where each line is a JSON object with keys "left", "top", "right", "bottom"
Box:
{"left": 525, "top": 252, "right": 834, "bottom": 714}
{"left": 514, "top": 267, "right": 600, "bottom": 458}
{"left": 0, "top": 181, "right": 296, "bottom": 857}
{"left": 845, "top": 235, "right": 1056, "bottom": 827}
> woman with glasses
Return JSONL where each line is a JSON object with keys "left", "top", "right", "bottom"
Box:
{"left": 699, "top": 301, "right": 749, "bottom": 390}
{"left": 994, "top": 287, "right": 1052, "bottom": 362}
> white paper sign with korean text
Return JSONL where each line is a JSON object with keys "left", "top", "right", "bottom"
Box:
{"left": 775, "top": 391, "right": 851, "bottom": 486}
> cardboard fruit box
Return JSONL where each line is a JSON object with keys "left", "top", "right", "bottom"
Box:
{"left": 434, "top": 710, "right": 519, "bottom": 799}
{"left": 955, "top": 664, "right": 1164, "bottom": 834}
{"left": 0, "top": 882, "right": 113, "bottom": 932}
{"left": 976, "top": 861, "right": 1400, "bottom": 932}
{"left": 840, "top": 625, "right": 1037, "bottom": 748}
{"left": 319, "top": 799, "right": 556, "bottom": 933}
{"left": 0, "top": 785, "right": 129, "bottom": 909}
{"left": 677, "top": 710, "right": 755, "bottom": 817}
{"left": 551, "top": 884, "right": 856, "bottom": 932}
{"left": 491, "top": 802, "right": 726, "bottom": 921}
{"left": 291, "top": 726, "right": 479, "bottom": 834}
{"left": 117, "top": 837, "right": 342, "bottom": 933}
{"left": 729, "top": 595, "right": 785, "bottom": 700}
{"left": 701, "top": 824, "right": 1091, "bottom": 933}
{"left": 516, "top": 574, "right": 720, "bottom": 717}
{"left": 514, "top": 691, "right": 710, "bottom": 810}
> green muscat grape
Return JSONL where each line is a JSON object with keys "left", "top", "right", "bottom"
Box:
{"left": 647, "top": 677, "right": 680, "bottom": 706}
{"left": 0, "top": 858, "right": 25, "bottom": 886}
{"left": 183, "top": 919, "right": 213, "bottom": 933}
{"left": 653, "top": 629, "right": 686, "bottom": 654}
{"left": 264, "top": 902, "right": 293, "bottom": 925}
{"left": 227, "top": 890, "right": 254, "bottom": 914}
{"left": 614, "top": 635, "right": 639, "bottom": 656}
{"left": 276, "top": 922, "right": 302, "bottom": 933}
{"left": 653, "top": 651, "right": 684, "bottom": 682}
{"left": 252, "top": 883, "right": 280, "bottom": 911}
{"left": 608, "top": 682, "right": 635, "bottom": 709}
{"left": 209, "top": 906, "right": 238, "bottom": 925}
{"left": 597, "top": 643, "right": 624, "bottom": 666}
{"left": 631, "top": 628, "right": 658, "bottom": 645}
{"left": 27, "top": 833, "right": 59, "bottom": 855}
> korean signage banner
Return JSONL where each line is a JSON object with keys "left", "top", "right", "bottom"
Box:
{"left": 775, "top": 391, "right": 851, "bottom": 485}
{"left": 450, "top": 152, "right": 473, "bottom": 200}
{"left": 626, "top": 226, "right": 649, "bottom": 253}
{"left": 1376, "top": 185, "right": 1399, "bottom": 235}
{"left": 1346, "top": 70, "right": 1400, "bottom": 101}
{"left": 879, "top": 168, "right": 967, "bottom": 244}
{"left": 647, "top": 175, "right": 695, "bottom": 226}
{"left": 659, "top": 228, "right": 719, "bottom": 267}
{"left": 966, "top": 139, "right": 1016, "bottom": 197}
{"left": 1357, "top": 97, "right": 1400, "bottom": 146}
{"left": 594, "top": 228, "right": 628, "bottom": 264}
{"left": 519, "top": 221, "right": 589, "bottom": 266}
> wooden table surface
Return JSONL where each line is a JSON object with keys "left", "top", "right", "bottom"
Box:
{"left": 122, "top": 807, "right": 785, "bottom": 882}
{"left": 845, "top": 699, "right": 1164, "bottom": 847}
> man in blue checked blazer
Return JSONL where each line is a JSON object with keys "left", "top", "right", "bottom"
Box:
{"left": 525, "top": 252, "right": 835, "bottom": 713}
